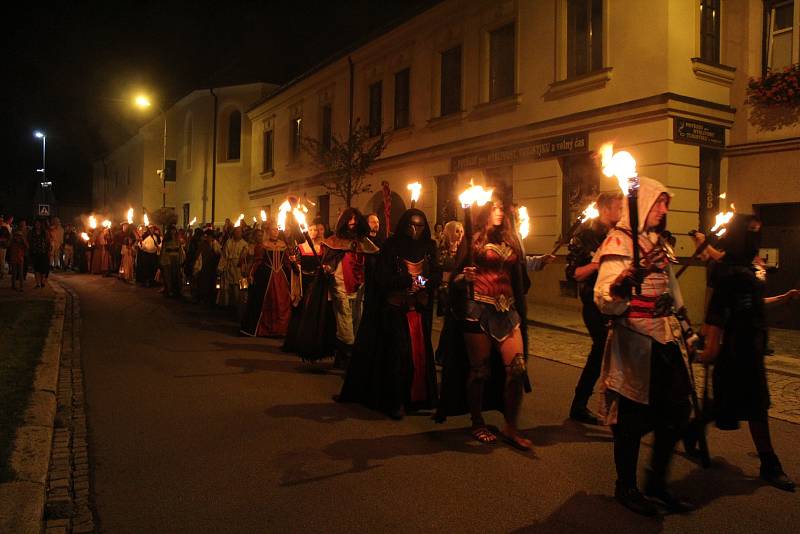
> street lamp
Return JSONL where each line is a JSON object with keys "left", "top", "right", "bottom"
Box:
{"left": 134, "top": 94, "right": 167, "bottom": 209}
{"left": 33, "top": 131, "right": 50, "bottom": 187}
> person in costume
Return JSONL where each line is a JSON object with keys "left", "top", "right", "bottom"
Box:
{"left": 282, "top": 222, "right": 323, "bottom": 353}
{"left": 565, "top": 192, "right": 623, "bottom": 424}
{"left": 318, "top": 208, "right": 379, "bottom": 367}
{"left": 218, "top": 226, "right": 249, "bottom": 308}
{"left": 700, "top": 214, "right": 798, "bottom": 492}
{"left": 240, "top": 222, "right": 292, "bottom": 337}
{"left": 159, "top": 225, "right": 182, "bottom": 298}
{"left": 594, "top": 177, "right": 694, "bottom": 516}
{"left": 90, "top": 226, "right": 110, "bottom": 274}
{"left": 435, "top": 198, "right": 534, "bottom": 451}
{"left": 339, "top": 209, "right": 440, "bottom": 419}
{"left": 119, "top": 235, "right": 135, "bottom": 283}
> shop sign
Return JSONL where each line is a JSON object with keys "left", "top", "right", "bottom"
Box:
{"left": 451, "top": 132, "right": 588, "bottom": 172}
{"left": 673, "top": 118, "right": 725, "bottom": 148}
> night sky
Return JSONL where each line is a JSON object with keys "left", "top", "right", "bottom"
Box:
{"left": 1, "top": 0, "right": 436, "bottom": 217}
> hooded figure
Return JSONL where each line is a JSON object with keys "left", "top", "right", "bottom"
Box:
{"left": 593, "top": 176, "right": 695, "bottom": 516}
{"left": 338, "top": 209, "right": 441, "bottom": 418}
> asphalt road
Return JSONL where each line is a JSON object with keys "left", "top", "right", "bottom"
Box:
{"left": 63, "top": 274, "right": 800, "bottom": 533}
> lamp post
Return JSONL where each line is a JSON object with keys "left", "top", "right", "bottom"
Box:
{"left": 34, "top": 131, "right": 46, "bottom": 186}
{"left": 134, "top": 95, "right": 167, "bottom": 209}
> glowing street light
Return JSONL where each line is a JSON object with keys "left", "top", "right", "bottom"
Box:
{"left": 33, "top": 131, "right": 48, "bottom": 187}
{"left": 133, "top": 94, "right": 167, "bottom": 209}
{"left": 134, "top": 95, "right": 152, "bottom": 109}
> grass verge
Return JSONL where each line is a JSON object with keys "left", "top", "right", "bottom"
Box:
{"left": 0, "top": 299, "right": 54, "bottom": 481}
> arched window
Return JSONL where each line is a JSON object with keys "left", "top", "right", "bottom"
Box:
{"left": 227, "top": 110, "right": 241, "bottom": 160}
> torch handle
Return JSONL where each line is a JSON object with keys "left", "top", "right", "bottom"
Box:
{"left": 302, "top": 231, "right": 323, "bottom": 267}
{"left": 629, "top": 193, "right": 642, "bottom": 295}
{"left": 675, "top": 240, "right": 711, "bottom": 278}
{"left": 550, "top": 218, "right": 583, "bottom": 256}
{"left": 463, "top": 205, "right": 475, "bottom": 300}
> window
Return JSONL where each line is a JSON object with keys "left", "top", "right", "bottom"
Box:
{"left": 489, "top": 23, "right": 515, "bottom": 100}
{"left": 440, "top": 46, "right": 462, "bottom": 116}
{"left": 290, "top": 117, "right": 302, "bottom": 160}
{"left": 321, "top": 104, "right": 332, "bottom": 150}
{"left": 184, "top": 118, "right": 193, "bottom": 169}
{"left": 394, "top": 68, "right": 410, "bottom": 129}
{"left": 567, "top": 0, "right": 603, "bottom": 78}
{"left": 699, "top": 0, "right": 721, "bottom": 63}
{"left": 262, "top": 130, "right": 274, "bottom": 173}
{"left": 227, "top": 110, "right": 241, "bottom": 160}
{"left": 368, "top": 81, "right": 383, "bottom": 137}
{"left": 764, "top": 0, "right": 795, "bottom": 72}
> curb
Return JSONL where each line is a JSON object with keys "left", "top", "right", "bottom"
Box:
{"left": 0, "top": 281, "right": 67, "bottom": 534}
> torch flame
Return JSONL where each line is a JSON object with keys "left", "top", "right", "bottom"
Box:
{"left": 517, "top": 206, "right": 530, "bottom": 239}
{"left": 276, "top": 200, "right": 292, "bottom": 231}
{"left": 143, "top": 213, "right": 150, "bottom": 227}
{"left": 580, "top": 201, "right": 600, "bottom": 223}
{"left": 719, "top": 192, "right": 727, "bottom": 200}
{"left": 252, "top": 216, "right": 257, "bottom": 223}
{"left": 80, "top": 232, "right": 90, "bottom": 241}
{"left": 189, "top": 216, "right": 197, "bottom": 226}
{"left": 293, "top": 208, "right": 309, "bottom": 233}
{"left": 601, "top": 145, "right": 638, "bottom": 195}
{"left": 88, "top": 215, "right": 97, "bottom": 229}
{"left": 260, "top": 210, "right": 267, "bottom": 222}
{"left": 407, "top": 182, "right": 422, "bottom": 203}
{"left": 126, "top": 207, "right": 134, "bottom": 224}
{"left": 459, "top": 180, "right": 494, "bottom": 209}
{"left": 710, "top": 204, "right": 736, "bottom": 237}
{"left": 101, "top": 219, "right": 112, "bottom": 229}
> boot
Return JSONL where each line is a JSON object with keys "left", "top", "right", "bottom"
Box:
{"left": 569, "top": 403, "right": 602, "bottom": 425}
{"left": 615, "top": 481, "right": 658, "bottom": 517}
{"left": 760, "top": 452, "right": 796, "bottom": 492}
{"left": 644, "top": 470, "right": 695, "bottom": 514}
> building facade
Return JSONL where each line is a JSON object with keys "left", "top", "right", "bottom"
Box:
{"left": 93, "top": 82, "right": 275, "bottom": 226}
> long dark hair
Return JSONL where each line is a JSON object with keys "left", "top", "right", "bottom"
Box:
{"left": 334, "top": 207, "right": 369, "bottom": 238}
{"left": 471, "top": 200, "right": 523, "bottom": 258}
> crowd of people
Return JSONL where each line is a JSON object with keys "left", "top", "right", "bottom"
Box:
{"left": 1, "top": 181, "right": 797, "bottom": 516}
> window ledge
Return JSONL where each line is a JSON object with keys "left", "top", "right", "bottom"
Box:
{"left": 389, "top": 125, "right": 414, "bottom": 140}
{"left": 690, "top": 58, "right": 736, "bottom": 86}
{"left": 468, "top": 94, "right": 522, "bottom": 120}
{"left": 426, "top": 111, "right": 466, "bottom": 131}
{"left": 260, "top": 170, "right": 275, "bottom": 179}
{"left": 545, "top": 68, "right": 613, "bottom": 100}
{"left": 218, "top": 159, "right": 241, "bottom": 167}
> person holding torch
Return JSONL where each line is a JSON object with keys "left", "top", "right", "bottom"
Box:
{"left": 594, "top": 171, "right": 695, "bottom": 516}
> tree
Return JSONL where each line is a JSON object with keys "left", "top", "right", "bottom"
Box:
{"left": 302, "top": 121, "right": 389, "bottom": 207}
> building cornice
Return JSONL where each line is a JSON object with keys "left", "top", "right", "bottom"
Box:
{"left": 725, "top": 136, "right": 800, "bottom": 157}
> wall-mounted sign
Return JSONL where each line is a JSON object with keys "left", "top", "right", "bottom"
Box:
{"left": 673, "top": 118, "right": 725, "bottom": 148}
{"left": 451, "top": 132, "right": 588, "bottom": 172}
{"left": 759, "top": 248, "right": 779, "bottom": 269}
{"left": 38, "top": 204, "right": 50, "bottom": 217}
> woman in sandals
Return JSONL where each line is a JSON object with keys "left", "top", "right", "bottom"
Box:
{"left": 436, "top": 196, "right": 533, "bottom": 450}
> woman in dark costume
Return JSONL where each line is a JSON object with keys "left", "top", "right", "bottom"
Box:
{"left": 282, "top": 222, "right": 323, "bottom": 353}
{"left": 702, "top": 213, "right": 798, "bottom": 491}
{"left": 435, "top": 198, "right": 533, "bottom": 449}
{"left": 338, "top": 209, "right": 441, "bottom": 419}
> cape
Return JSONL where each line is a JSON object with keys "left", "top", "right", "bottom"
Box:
{"left": 322, "top": 235, "right": 379, "bottom": 254}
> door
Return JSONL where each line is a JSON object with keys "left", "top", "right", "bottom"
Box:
{"left": 756, "top": 202, "right": 800, "bottom": 329}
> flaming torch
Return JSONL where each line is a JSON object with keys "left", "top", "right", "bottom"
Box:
{"left": 517, "top": 205, "right": 530, "bottom": 240}
{"left": 80, "top": 232, "right": 90, "bottom": 242}
{"left": 189, "top": 216, "right": 197, "bottom": 227}
{"left": 550, "top": 201, "right": 600, "bottom": 255}
{"left": 126, "top": 207, "right": 134, "bottom": 225}
{"left": 407, "top": 182, "right": 422, "bottom": 208}
{"left": 102, "top": 219, "right": 112, "bottom": 229}
{"left": 143, "top": 213, "right": 150, "bottom": 227}
{"left": 88, "top": 215, "right": 97, "bottom": 230}
{"left": 676, "top": 202, "right": 736, "bottom": 278}
{"left": 459, "top": 180, "right": 494, "bottom": 299}
{"left": 292, "top": 206, "right": 320, "bottom": 263}
{"left": 276, "top": 200, "right": 292, "bottom": 232}
{"left": 260, "top": 210, "right": 267, "bottom": 223}
{"left": 601, "top": 143, "right": 641, "bottom": 293}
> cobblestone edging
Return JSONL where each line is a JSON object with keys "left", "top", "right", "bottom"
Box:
{"left": 44, "top": 282, "right": 95, "bottom": 534}
{"left": 0, "top": 282, "right": 66, "bottom": 534}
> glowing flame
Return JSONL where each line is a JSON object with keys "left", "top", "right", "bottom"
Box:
{"left": 234, "top": 218, "right": 241, "bottom": 228}
{"left": 293, "top": 208, "right": 309, "bottom": 233}
{"left": 710, "top": 204, "right": 736, "bottom": 237}
{"left": 189, "top": 216, "right": 197, "bottom": 226}
{"left": 80, "top": 232, "right": 90, "bottom": 241}
{"left": 580, "top": 202, "right": 600, "bottom": 223}
{"left": 719, "top": 192, "right": 727, "bottom": 200}
{"left": 407, "top": 182, "right": 422, "bottom": 203}
{"left": 102, "top": 219, "right": 112, "bottom": 229}
{"left": 126, "top": 207, "right": 134, "bottom": 224}
{"left": 459, "top": 180, "right": 494, "bottom": 209}
{"left": 600, "top": 144, "right": 638, "bottom": 195}
{"left": 88, "top": 215, "right": 97, "bottom": 229}
{"left": 252, "top": 216, "right": 257, "bottom": 223}
{"left": 276, "top": 200, "right": 292, "bottom": 231}
{"left": 143, "top": 213, "right": 150, "bottom": 227}
{"left": 517, "top": 206, "right": 530, "bottom": 239}
{"left": 260, "top": 210, "right": 267, "bottom": 222}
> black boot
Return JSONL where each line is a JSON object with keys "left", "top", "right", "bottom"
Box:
{"left": 569, "top": 403, "right": 602, "bottom": 425}
{"left": 644, "top": 470, "right": 695, "bottom": 514}
{"left": 760, "top": 452, "right": 796, "bottom": 492}
{"left": 615, "top": 481, "right": 658, "bottom": 517}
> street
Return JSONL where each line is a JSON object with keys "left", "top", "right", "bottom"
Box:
{"left": 64, "top": 273, "right": 800, "bottom": 533}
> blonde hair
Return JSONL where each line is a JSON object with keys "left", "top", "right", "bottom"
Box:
{"left": 442, "top": 220, "right": 464, "bottom": 249}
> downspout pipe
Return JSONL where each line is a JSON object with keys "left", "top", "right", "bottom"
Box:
{"left": 210, "top": 88, "right": 218, "bottom": 226}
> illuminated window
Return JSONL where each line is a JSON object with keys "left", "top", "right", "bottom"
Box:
{"left": 567, "top": 0, "right": 603, "bottom": 77}
{"left": 369, "top": 81, "right": 382, "bottom": 137}
{"left": 489, "top": 23, "right": 515, "bottom": 100}
{"left": 700, "top": 0, "right": 721, "bottom": 63}
{"left": 394, "top": 68, "right": 410, "bottom": 129}
{"left": 440, "top": 46, "right": 462, "bottom": 116}
{"left": 227, "top": 110, "right": 241, "bottom": 161}
{"left": 764, "top": 0, "right": 795, "bottom": 72}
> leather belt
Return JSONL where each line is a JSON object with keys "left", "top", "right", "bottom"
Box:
{"left": 474, "top": 293, "right": 514, "bottom": 312}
